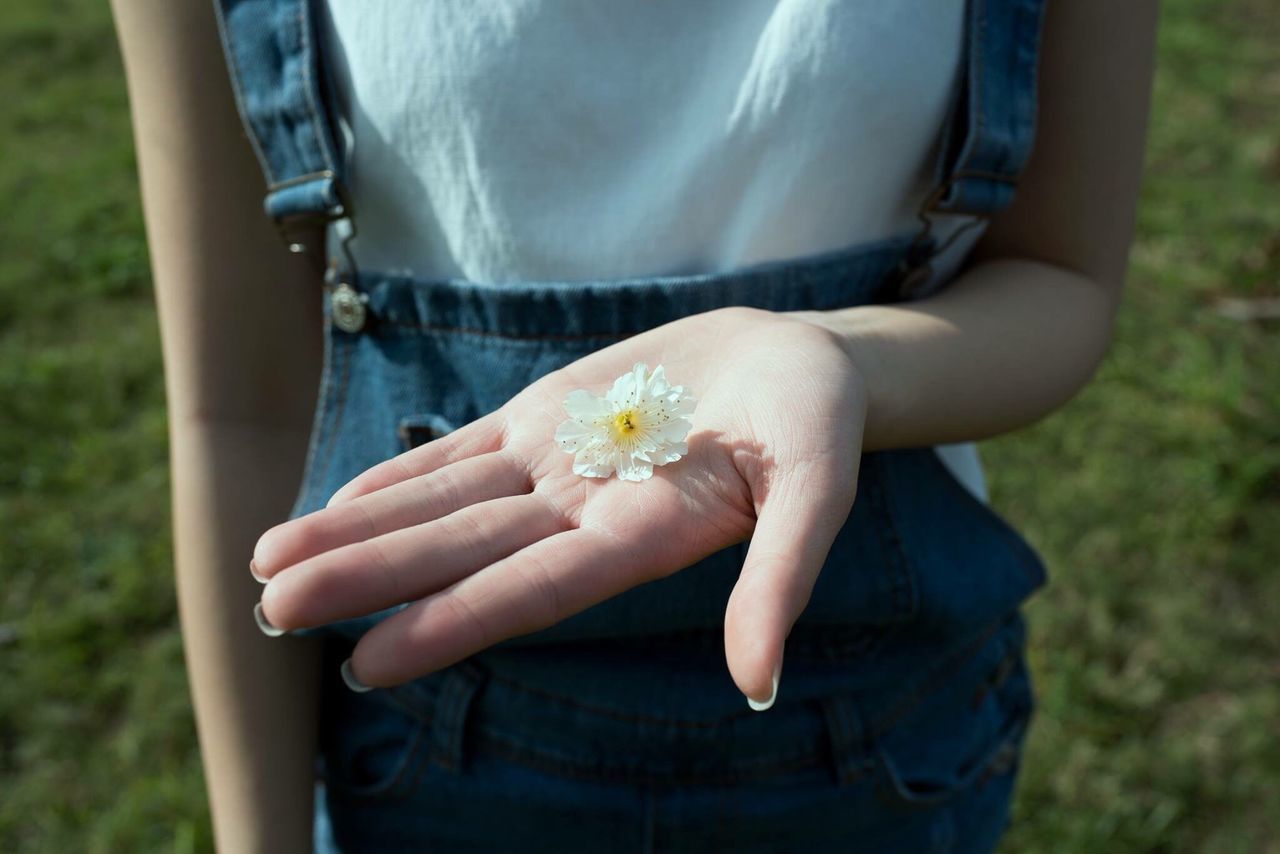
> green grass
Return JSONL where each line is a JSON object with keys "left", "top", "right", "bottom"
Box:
{"left": 1, "top": 1, "right": 1276, "bottom": 851}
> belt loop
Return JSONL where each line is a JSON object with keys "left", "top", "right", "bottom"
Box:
{"left": 818, "top": 694, "right": 874, "bottom": 787}
{"left": 425, "top": 660, "right": 488, "bottom": 776}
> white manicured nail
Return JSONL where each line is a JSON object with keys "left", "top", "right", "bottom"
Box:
{"left": 249, "top": 559, "right": 268, "bottom": 584}
{"left": 341, "top": 658, "right": 373, "bottom": 693}
{"left": 748, "top": 660, "right": 782, "bottom": 712}
{"left": 253, "top": 601, "right": 285, "bottom": 637}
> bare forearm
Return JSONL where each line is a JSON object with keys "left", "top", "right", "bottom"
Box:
{"left": 794, "top": 257, "right": 1119, "bottom": 450}
{"left": 800, "top": 0, "right": 1156, "bottom": 451}
{"left": 110, "top": 0, "right": 331, "bottom": 845}
{"left": 172, "top": 419, "right": 323, "bottom": 854}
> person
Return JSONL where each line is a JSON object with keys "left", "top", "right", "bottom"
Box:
{"left": 110, "top": 1, "right": 1157, "bottom": 850}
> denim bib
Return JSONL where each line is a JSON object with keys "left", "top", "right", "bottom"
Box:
{"left": 215, "top": 0, "right": 1050, "bottom": 798}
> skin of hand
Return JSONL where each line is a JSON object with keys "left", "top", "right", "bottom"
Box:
{"left": 251, "top": 306, "right": 866, "bottom": 707}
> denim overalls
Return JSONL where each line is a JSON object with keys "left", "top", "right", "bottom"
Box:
{"left": 214, "top": 1, "right": 1049, "bottom": 850}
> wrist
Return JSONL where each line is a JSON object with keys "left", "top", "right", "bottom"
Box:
{"left": 783, "top": 307, "right": 902, "bottom": 451}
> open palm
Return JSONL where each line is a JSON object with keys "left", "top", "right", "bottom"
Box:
{"left": 252, "top": 306, "right": 869, "bottom": 707}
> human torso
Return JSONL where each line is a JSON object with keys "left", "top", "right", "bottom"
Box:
{"left": 317, "top": 1, "right": 965, "bottom": 283}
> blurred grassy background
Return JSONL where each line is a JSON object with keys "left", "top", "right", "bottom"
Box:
{"left": 1, "top": 0, "right": 1277, "bottom": 851}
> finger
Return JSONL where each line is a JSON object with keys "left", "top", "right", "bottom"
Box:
{"left": 723, "top": 464, "right": 858, "bottom": 711}
{"left": 253, "top": 449, "right": 529, "bottom": 579}
{"left": 326, "top": 408, "right": 508, "bottom": 507}
{"left": 261, "top": 493, "right": 569, "bottom": 629}
{"left": 345, "top": 525, "right": 636, "bottom": 687}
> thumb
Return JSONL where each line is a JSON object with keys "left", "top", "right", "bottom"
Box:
{"left": 723, "top": 463, "right": 858, "bottom": 711}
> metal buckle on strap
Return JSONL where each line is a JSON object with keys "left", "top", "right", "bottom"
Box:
{"left": 269, "top": 172, "right": 367, "bottom": 331}
{"left": 276, "top": 210, "right": 341, "bottom": 255}
{"left": 920, "top": 169, "right": 1018, "bottom": 219}
{"left": 277, "top": 177, "right": 360, "bottom": 281}
{"left": 269, "top": 170, "right": 356, "bottom": 258}
{"left": 890, "top": 172, "right": 994, "bottom": 300}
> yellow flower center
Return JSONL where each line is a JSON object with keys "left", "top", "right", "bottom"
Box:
{"left": 609, "top": 409, "right": 645, "bottom": 447}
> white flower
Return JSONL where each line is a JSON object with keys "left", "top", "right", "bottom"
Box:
{"left": 554, "top": 362, "right": 697, "bottom": 482}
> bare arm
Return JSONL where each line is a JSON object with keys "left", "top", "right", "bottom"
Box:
{"left": 795, "top": 0, "right": 1159, "bottom": 449}
{"left": 109, "top": 2, "right": 327, "bottom": 850}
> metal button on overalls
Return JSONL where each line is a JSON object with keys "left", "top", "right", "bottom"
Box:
{"left": 330, "top": 282, "right": 367, "bottom": 333}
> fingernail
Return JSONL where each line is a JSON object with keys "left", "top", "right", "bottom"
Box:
{"left": 253, "top": 601, "right": 285, "bottom": 637}
{"left": 747, "top": 659, "right": 782, "bottom": 712}
{"left": 341, "top": 658, "right": 373, "bottom": 693}
{"left": 249, "top": 559, "right": 268, "bottom": 584}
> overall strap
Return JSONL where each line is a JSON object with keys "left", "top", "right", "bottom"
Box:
{"left": 213, "top": 0, "right": 349, "bottom": 255}
{"left": 895, "top": 0, "right": 1049, "bottom": 297}
{"left": 932, "top": 0, "right": 1048, "bottom": 217}
{"left": 212, "top": 0, "right": 1046, "bottom": 278}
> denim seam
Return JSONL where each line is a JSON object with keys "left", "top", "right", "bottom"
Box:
{"left": 472, "top": 729, "right": 827, "bottom": 786}
{"left": 481, "top": 670, "right": 774, "bottom": 728}
{"left": 866, "top": 616, "right": 1005, "bottom": 743}
{"left": 296, "top": 1, "right": 337, "bottom": 176}
{"left": 320, "top": 717, "right": 431, "bottom": 803}
{"left": 380, "top": 689, "right": 436, "bottom": 727}
{"left": 365, "top": 251, "right": 892, "bottom": 298}
{"left": 863, "top": 454, "right": 919, "bottom": 623}
{"left": 286, "top": 303, "right": 337, "bottom": 520}
{"left": 484, "top": 623, "right": 881, "bottom": 666}
{"left": 820, "top": 696, "right": 867, "bottom": 786}
{"left": 310, "top": 328, "right": 352, "bottom": 497}
{"left": 971, "top": 0, "right": 989, "bottom": 176}
{"left": 211, "top": 3, "right": 278, "bottom": 187}
{"left": 426, "top": 668, "right": 484, "bottom": 774}
{"left": 948, "top": 168, "right": 1019, "bottom": 185}
{"left": 375, "top": 319, "right": 632, "bottom": 343}
{"left": 944, "top": 0, "right": 1026, "bottom": 213}
{"left": 479, "top": 725, "right": 823, "bottom": 772}
{"left": 873, "top": 680, "right": 1031, "bottom": 810}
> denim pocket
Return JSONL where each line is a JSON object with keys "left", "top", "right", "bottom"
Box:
{"left": 319, "top": 688, "right": 434, "bottom": 803}
{"left": 870, "top": 621, "right": 1035, "bottom": 810}
{"left": 398, "top": 412, "right": 459, "bottom": 451}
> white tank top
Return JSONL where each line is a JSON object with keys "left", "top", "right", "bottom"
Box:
{"left": 316, "top": 0, "right": 989, "bottom": 502}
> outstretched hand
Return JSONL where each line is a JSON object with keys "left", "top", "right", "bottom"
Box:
{"left": 251, "top": 306, "right": 868, "bottom": 708}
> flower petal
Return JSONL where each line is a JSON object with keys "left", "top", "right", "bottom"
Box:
{"left": 646, "top": 364, "right": 671, "bottom": 396}
{"left": 557, "top": 362, "right": 695, "bottom": 481}
{"left": 617, "top": 454, "right": 654, "bottom": 482}
{"left": 607, "top": 365, "right": 642, "bottom": 407}
{"left": 564, "top": 389, "right": 611, "bottom": 422}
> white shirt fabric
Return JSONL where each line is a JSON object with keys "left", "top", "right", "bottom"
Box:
{"left": 317, "top": 0, "right": 990, "bottom": 503}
